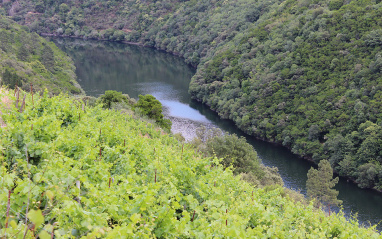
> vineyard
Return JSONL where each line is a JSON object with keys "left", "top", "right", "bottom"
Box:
{"left": 0, "top": 89, "right": 380, "bottom": 238}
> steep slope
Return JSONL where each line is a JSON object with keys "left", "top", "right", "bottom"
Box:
{"left": 0, "top": 90, "right": 380, "bottom": 237}
{"left": 4, "top": 0, "right": 382, "bottom": 190}
{"left": 189, "top": 1, "right": 382, "bottom": 190}
{"left": 0, "top": 16, "right": 82, "bottom": 94}
{"left": 0, "top": 0, "right": 283, "bottom": 65}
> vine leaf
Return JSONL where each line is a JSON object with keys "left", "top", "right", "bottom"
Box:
{"left": 27, "top": 209, "right": 44, "bottom": 228}
{"left": 39, "top": 230, "right": 51, "bottom": 239}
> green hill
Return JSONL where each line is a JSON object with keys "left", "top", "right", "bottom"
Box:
{"left": 189, "top": 0, "right": 382, "bottom": 191}
{"left": 0, "top": 16, "right": 82, "bottom": 94}
{"left": 0, "top": 90, "right": 380, "bottom": 238}
{"left": 3, "top": 0, "right": 382, "bottom": 189}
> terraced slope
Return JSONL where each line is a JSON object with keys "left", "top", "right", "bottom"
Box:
{"left": 0, "top": 16, "right": 82, "bottom": 94}
{"left": 3, "top": 0, "right": 382, "bottom": 190}
{"left": 0, "top": 90, "right": 380, "bottom": 237}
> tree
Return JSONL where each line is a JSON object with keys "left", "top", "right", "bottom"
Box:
{"left": 59, "top": 3, "right": 69, "bottom": 14}
{"left": 35, "top": 2, "right": 45, "bottom": 13}
{"left": 99, "top": 90, "right": 128, "bottom": 109}
{"left": 41, "top": 44, "right": 55, "bottom": 72}
{"left": 306, "top": 160, "right": 342, "bottom": 211}
{"left": 1, "top": 68, "right": 22, "bottom": 89}
{"left": 308, "top": 124, "right": 320, "bottom": 141}
{"left": 356, "top": 163, "right": 379, "bottom": 189}
{"left": 205, "top": 133, "right": 261, "bottom": 175}
{"left": 112, "top": 30, "right": 126, "bottom": 41}
{"left": 136, "top": 94, "right": 171, "bottom": 131}
{"left": 17, "top": 44, "right": 30, "bottom": 61}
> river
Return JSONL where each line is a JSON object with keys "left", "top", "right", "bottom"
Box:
{"left": 51, "top": 37, "right": 382, "bottom": 231}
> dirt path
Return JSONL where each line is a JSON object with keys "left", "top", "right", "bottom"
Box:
{"left": 0, "top": 88, "right": 11, "bottom": 128}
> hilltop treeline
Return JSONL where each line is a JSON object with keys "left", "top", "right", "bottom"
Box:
{"left": 3, "top": 0, "right": 382, "bottom": 190}
{"left": 0, "top": 90, "right": 380, "bottom": 237}
{"left": 0, "top": 16, "right": 82, "bottom": 94}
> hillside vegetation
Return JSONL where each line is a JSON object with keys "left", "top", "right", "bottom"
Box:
{"left": 0, "top": 16, "right": 81, "bottom": 94}
{"left": 0, "top": 89, "right": 381, "bottom": 238}
{"left": 3, "top": 0, "right": 382, "bottom": 190}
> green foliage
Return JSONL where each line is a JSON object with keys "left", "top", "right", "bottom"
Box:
{"left": 184, "top": 0, "right": 382, "bottom": 190}
{"left": 365, "top": 30, "right": 382, "bottom": 46}
{"left": 307, "top": 160, "right": 342, "bottom": 208}
{"left": 4, "top": 0, "right": 382, "bottom": 189}
{"left": 41, "top": 44, "right": 55, "bottom": 72}
{"left": 192, "top": 127, "right": 283, "bottom": 187}
{"left": 59, "top": 3, "right": 69, "bottom": 13}
{"left": 99, "top": 90, "right": 128, "bottom": 109}
{"left": 17, "top": 44, "right": 30, "bottom": 61}
{"left": 1, "top": 68, "right": 22, "bottom": 89}
{"left": 0, "top": 90, "right": 380, "bottom": 237}
{"left": 34, "top": 2, "right": 45, "bottom": 13}
{"left": 27, "top": 209, "right": 44, "bottom": 228}
{"left": 136, "top": 94, "right": 172, "bottom": 131}
{"left": 205, "top": 133, "right": 260, "bottom": 174}
{"left": 328, "top": 0, "right": 344, "bottom": 11}
{"left": 136, "top": 95, "right": 163, "bottom": 119}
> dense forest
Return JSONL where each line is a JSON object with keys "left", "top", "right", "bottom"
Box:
{"left": 0, "top": 89, "right": 380, "bottom": 237}
{"left": 0, "top": 16, "right": 82, "bottom": 94}
{"left": 2, "top": 0, "right": 382, "bottom": 190}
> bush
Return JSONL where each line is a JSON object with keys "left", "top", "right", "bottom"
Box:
{"left": 365, "top": 30, "right": 382, "bottom": 46}
{"left": 135, "top": 94, "right": 171, "bottom": 131}
{"left": 1, "top": 68, "right": 22, "bottom": 89}
{"left": 99, "top": 90, "right": 128, "bottom": 109}
{"left": 205, "top": 133, "right": 261, "bottom": 175}
{"left": 328, "top": 0, "right": 343, "bottom": 11}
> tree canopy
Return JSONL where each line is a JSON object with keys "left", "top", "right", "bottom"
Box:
{"left": 99, "top": 90, "right": 128, "bottom": 109}
{"left": 306, "top": 160, "right": 342, "bottom": 208}
{"left": 0, "top": 16, "right": 81, "bottom": 94}
{"left": 3, "top": 0, "right": 382, "bottom": 189}
{"left": 136, "top": 94, "right": 172, "bottom": 131}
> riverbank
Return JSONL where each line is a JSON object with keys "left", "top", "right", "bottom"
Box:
{"left": 194, "top": 97, "right": 382, "bottom": 195}
{"left": 41, "top": 33, "right": 143, "bottom": 46}
{"left": 43, "top": 34, "right": 382, "bottom": 194}
{"left": 39, "top": 37, "right": 382, "bottom": 230}
{"left": 40, "top": 33, "right": 198, "bottom": 68}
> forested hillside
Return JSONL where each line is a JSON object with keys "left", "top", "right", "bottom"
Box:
{"left": 1, "top": 89, "right": 380, "bottom": 238}
{"left": 0, "top": 16, "right": 82, "bottom": 94}
{"left": 3, "top": 0, "right": 382, "bottom": 190}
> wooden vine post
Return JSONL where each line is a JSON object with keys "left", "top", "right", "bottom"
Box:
{"left": 181, "top": 143, "right": 184, "bottom": 161}
{"left": 15, "top": 87, "right": 19, "bottom": 108}
{"left": 20, "top": 94, "right": 26, "bottom": 113}
{"left": 226, "top": 209, "right": 228, "bottom": 226}
{"left": 30, "top": 83, "right": 34, "bottom": 107}
{"left": 76, "top": 181, "right": 81, "bottom": 204}
{"left": 4, "top": 190, "right": 11, "bottom": 231}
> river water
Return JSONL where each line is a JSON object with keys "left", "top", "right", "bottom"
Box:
{"left": 52, "top": 38, "right": 382, "bottom": 230}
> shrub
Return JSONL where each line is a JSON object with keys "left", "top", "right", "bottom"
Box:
{"left": 135, "top": 94, "right": 171, "bottom": 131}
{"left": 99, "top": 90, "right": 128, "bottom": 109}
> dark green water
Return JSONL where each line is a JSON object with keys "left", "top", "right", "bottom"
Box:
{"left": 52, "top": 38, "right": 382, "bottom": 231}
